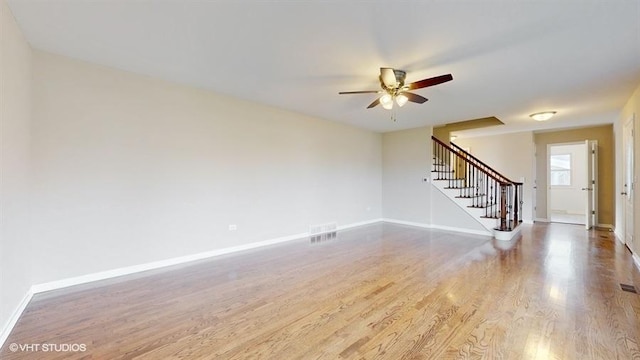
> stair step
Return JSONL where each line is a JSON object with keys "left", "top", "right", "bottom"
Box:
{"left": 494, "top": 220, "right": 518, "bottom": 232}
{"left": 431, "top": 170, "right": 454, "bottom": 173}
{"left": 468, "top": 203, "right": 495, "bottom": 209}
{"left": 444, "top": 186, "right": 474, "bottom": 189}
{"left": 455, "top": 194, "right": 486, "bottom": 198}
{"left": 433, "top": 178, "right": 465, "bottom": 181}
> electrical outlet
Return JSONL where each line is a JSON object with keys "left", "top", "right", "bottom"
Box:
{"left": 228, "top": 224, "right": 237, "bottom": 231}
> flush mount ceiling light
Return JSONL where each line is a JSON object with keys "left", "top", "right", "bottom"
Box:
{"left": 530, "top": 111, "right": 557, "bottom": 121}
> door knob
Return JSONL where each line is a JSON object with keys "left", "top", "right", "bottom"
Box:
{"left": 581, "top": 188, "right": 592, "bottom": 191}
{"left": 621, "top": 192, "right": 628, "bottom": 195}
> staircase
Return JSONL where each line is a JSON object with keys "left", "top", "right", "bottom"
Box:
{"left": 431, "top": 136, "right": 523, "bottom": 240}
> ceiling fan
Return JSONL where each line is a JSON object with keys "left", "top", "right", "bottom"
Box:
{"left": 339, "top": 68, "right": 453, "bottom": 110}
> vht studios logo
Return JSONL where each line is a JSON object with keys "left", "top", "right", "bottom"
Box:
{"left": 9, "top": 343, "right": 87, "bottom": 352}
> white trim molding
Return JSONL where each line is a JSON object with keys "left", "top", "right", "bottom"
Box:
{"left": 430, "top": 224, "right": 492, "bottom": 237}
{"left": 614, "top": 230, "right": 624, "bottom": 244}
{"left": 0, "top": 290, "right": 34, "bottom": 349}
{"left": 31, "top": 232, "right": 310, "bottom": 293}
{"left": 494, "top": 225, "right": 522, "bottom": 241}
{"left": 4, "top": 218, "right": 386, "bottom": 349}
{"left": 32, "top": 219, "right": 384, "bottom": 294}
{"left": 337, "top": 219, "right": 382, "bottom": 231}
{"left": 0, "top": 217, "right": 505, "bottom": 349}
{"left": 382, "top": 218, "right": 492, "bottom": 237}
{"left": 633, "top": 253, "right": 640, "bottom": 272}
{"left": 381, "top": 218, "right": 430, "bottom": 229}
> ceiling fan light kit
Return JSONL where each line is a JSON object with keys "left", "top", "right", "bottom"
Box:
{"left": 339, "top": 67, "right": 453, "bottom": 112}
{"left": 530, "top": 111, "right": 557, "bottom": 121}
{"left": 395, "top": 93, "right": 408, "bottom": 107}
{"left": 380, "top": 93, "right": 394, "bottom": 109}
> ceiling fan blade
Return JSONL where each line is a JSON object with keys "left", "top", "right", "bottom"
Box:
{"left": 367, "top": 98, "right": 380, "bottom": 109}
{"left": 338, "top": 90, "right": 381, "bottom": 95}
{"left": 407, "top": 74, "right": 453, "bottom": 90}
{"left": 403, "top": 92, "right": 429, "bottom": 104}
{"left": 380, "top": 68, "right": 396, "bottom": 88}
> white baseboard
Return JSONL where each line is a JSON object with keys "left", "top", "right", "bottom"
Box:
{"left": 382, "top": 218, "right": 492, "bottom": 237}
{"left": 381, "top": 218, "right": 431, "bottom": 229}
{"left": 535, "top": 218, "right": 550, "bottom": 223}
{"left": 337, "top": 218, "right": 383, "bottom": 231}
{"left": 0, "top": 216, "right": 505, "bottom": 349}
{"left": 523, "top": 220, "right": 534, "bottom": 225}
{"left": 596, "top": 223, "right": 614, "bottom": 230}
{"left": 494, "top": 225, "right": 522, "bottom": 241}
{"left": 4, "top": 218, "right": 383, "bottom": 349}
{"left": 633, "top": 253, "right": 640, "bottom": 272}
{"left": 0, "top": 289, "right": 34, "bottom": 349}
{"left": 32, "top": 220, "right": 383, "bottom": 294}
{"left": 614, "top": 229, "right": 624, "bottom": 244}
{"left": 31, "top": 232, "right": 311, "bottom": 293}
{"left": 430, "top": 224, "right": 492, "bottom": 237}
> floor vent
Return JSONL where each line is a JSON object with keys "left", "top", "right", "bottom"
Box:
{"left": 620, "top": 284, "right": 637, "bottom": 294}
{"left": 309, "top": 222, "right": 337, "bottom": 236}
{"left": 310, "top": 231, "right": 337, "bottom": 244}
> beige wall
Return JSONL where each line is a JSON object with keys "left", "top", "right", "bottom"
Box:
{"left": 619, "top": 82, "right": 640, "bottom": 255}
{"left": 454, "top": 131, "right": 535, "bottom": 222}
{"left": 534, "top": 125, "right": 614, "bottom": 226}
{"left": 382, "top": 127, "right": 432, "bottom": 224}
{"left": 30, "top": 51, "right": 383, "bottom": 284}
{"left": 0, "top": 0, "right": 32, "bottom": 336}
{"left": 382, "top": 126, "right": 504, "bottom": 233}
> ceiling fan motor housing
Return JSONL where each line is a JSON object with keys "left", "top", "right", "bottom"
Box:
{"left": 393, "top": 70, "right": 406, "bottom": 87}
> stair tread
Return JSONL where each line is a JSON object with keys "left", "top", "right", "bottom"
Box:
{"left": 468, "top": 204, "right": 495, "bottom": 208}
{"left": 445, "top": 186, "right": 474, "bottom": 189}
{"left": 433, "top": 178, "right": 465, "bottom": 181}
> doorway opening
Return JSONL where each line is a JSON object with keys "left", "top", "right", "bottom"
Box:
{"left": 547, "top": 141, "right": 598, "bottom": 228}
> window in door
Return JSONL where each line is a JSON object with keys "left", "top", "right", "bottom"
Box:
{"left": 550, "top": 154, "right": 571, "bottom": 186}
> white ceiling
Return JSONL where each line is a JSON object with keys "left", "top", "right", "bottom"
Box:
{"left": 7, "top": 0, "right": 640, "bottom": 133}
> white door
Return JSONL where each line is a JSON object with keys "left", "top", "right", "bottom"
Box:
{"left": 623, "top": 115, "right": 635, "bottom": 248}
{"left": 584, "top": 140, "right": 597, "bottom": 229}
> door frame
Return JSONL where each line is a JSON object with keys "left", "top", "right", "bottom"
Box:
{"left": 585, "top": 140, "right": 598, "bottom": 230}
{"left": 622, "top": 114, "right": 635, "bottom": 249}
{"left": 546, "top": 141, "right": 595, "bottom": 226}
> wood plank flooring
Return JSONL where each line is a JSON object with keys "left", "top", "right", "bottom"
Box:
{"left": 2, "top": 223, "right": 639, "bottom": 359}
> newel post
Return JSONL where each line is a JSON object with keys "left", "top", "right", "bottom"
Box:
{"left": 499, "top": 184, "right": 507, "bottom": 231}
{"left": 513, "top": 185, "right": 519, "bottom": 225}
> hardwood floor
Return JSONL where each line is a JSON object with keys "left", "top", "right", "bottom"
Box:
{"left": 2, "top": 223, "right": 639, "bottom": 359}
